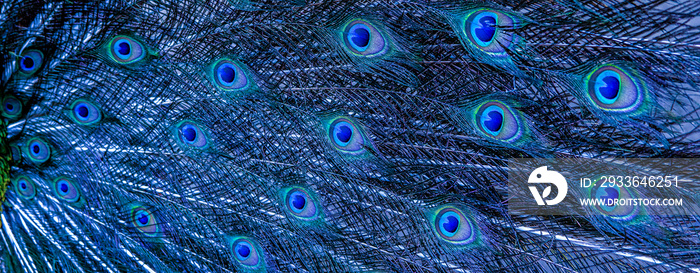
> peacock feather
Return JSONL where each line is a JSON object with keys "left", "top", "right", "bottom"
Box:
{"left": 2, "top": 0, "right": 700, "bottom": 272}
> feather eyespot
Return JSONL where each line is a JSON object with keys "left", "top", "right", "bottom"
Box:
{"left": 52, "top": 177, "right": 82, "bottom": 204}
{"left": 328, "top": 117, "right": 366, "bottom": 155}
{"left": 586, "top": 65, "right": 645, "bottom": 114}
{"left": 2, "top": 95, "right": 23, "bottom": 119}
{"left": 590, "top": 177, "right": 640, "bottom": 222}
{"left": 17, "top": 49, "right": 44, "bottom": 76}
{"left": 230, "top": 237, "right": 264, "bottom": 270}
{"left": 11, "top": 145, "right": 22, "bottom": 163}
{"left": 107, "top": 36, "right": 146, "bottom": 65}
{"left": 174, "top": 121, "right": 209, "bottom": 149}
{"left": 433, "top": 206, "right": 477, "bottom": 245}
{"left": 463, "top": 9, "right": 516, "bottom": 56}
{"left": 475, "top": 101, "right": 522, "bottom": 143}
{"left": 209, "top": 58, "right": 255, "bottom": 95}
{"left": 470, "top": 12, "right": 497, "bottom": 46}
{"left": 25, "top": 138, "right": 51, "bottom": 164}
{"left": 68, "top": 99, "right": 102, "bottom": 126}
{"left": 342, "top": 19, "right": 388, "bottom": 58}
{"left": 215, "top": 61, "right": 247, "bottom": 90}
{"left": 13, "top": 176, "right": 37, "bottom": 200}
{"left": 283, "top": 187, "right": 320, "bottom": 221}
{"left": 129, "top": 205, "right": 161, "bottom": 237}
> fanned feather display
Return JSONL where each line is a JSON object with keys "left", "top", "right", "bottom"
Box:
{"left": 1, "top": 0, "right": 700, "bottom": 272}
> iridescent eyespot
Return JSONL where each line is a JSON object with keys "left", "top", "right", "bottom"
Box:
{"left": 17, "top": 49, "right": 44, "bottom": 76}
{"left": 10, "top": 145, "right": 22, "bottom": 162}
{"left": 68, "top": 99, "right": 102, "bottom": 126}
{"left": 107, "top": 36, "right": 147, "bottom": 65}
{"left": 327, "top": 117, "right": 367, "bottom": 155}
{"left": 585, "top": 65, "right": 645, "bottom": 114}
{"left": 13, "top": 176, "right": 37, "bottom": 200}
{"left": 431, "top": 206, "right": 477, "bottom": 246}
{"left": 52, "top": 177, "right": 82, "bottom": 204}
{"left": 129, "top": 205, "right": 161, "bottom": 237}
{"left": 282, "top": 187, "right": 321, "bottom": 221}
{"left": 462, "top": 9, "right": 516, "bottom": 55}
{"left": 470, "top": 12, "right": 497, "bottom": 46}
{"left": 208, "top": 58, "right": 255, "bottom": 94}
{"left": 2, "top": 95, "right": 22, "bottom": 119}
{"left": 174, "top": 121, "right": 209, "bottom": 149}
{"left": 25, "top": 138, "right": 51, "bottom": 164}
{"left": 474, "top": 101, "right": 523, "bottom": 143}
{"left": 216, "top": 61, "right": 247, "bottom": 89}
{"left": 590, "top": 177, "right": 639, "bottom": 222}
{"left": 341, "top": 19, "right": 389, "bottom": 58}
{"left": 230, "top": 237, "right": 264, "bottom": 270}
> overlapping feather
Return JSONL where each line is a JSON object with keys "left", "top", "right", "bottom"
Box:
{"left": 1, "top": 0, "right": 699, "bottom": 272}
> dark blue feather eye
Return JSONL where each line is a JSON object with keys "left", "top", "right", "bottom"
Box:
{"left": 107, "top": 36, "right": 146, "bottom": 65}
{"left": 209, "top": 58, "right": 254, "bottom": 94}
{"left": 25, "top": 138, "right": 51, "bottom": 164}
{"left": 585, "top": 65, "right": 645, "bottom": 114}
{"left": 17, "top": 49, "right": 43, "bottom": 76}
{"left": 283, "top": 187, "right": 320, "bottom": 221}
{"left": 2, "top": 95, "right": 23, "bottom": 119}
{"left": 68, "top": 99, "right": 102, "bottom": 126}
{"left": 472, "top": 13, "right": 497, "bottom": 45}
{"left": 129, "top": 205, "right": 161, "bottom": 237}
{"left": 13, "top": 176, "right": 37, "bottom": 200}
{"left": 52, "top": 177, "right": 82, "bottom": 204}
{"left": 342, "top": 19, "right": 389, "bottom": 58}
{"left": 327, "top": 117, "right": 367, "bottom": 155}
{"left": 230, "top": 237, "right": 264, "bottom": 270}
{"left": 432, "top": 206, "right": 477, "bottom": 245}
{"left": 475, "top": 101, "right": 523, "bottom": 143}
{"left": 463, "top": 9, "right": 516, "bottom": 56}
{"left": 174, "top": 121, "right": 209, "bottom": 149}
{"left": 590, "top": 177, "right": 640, "bottom": 222}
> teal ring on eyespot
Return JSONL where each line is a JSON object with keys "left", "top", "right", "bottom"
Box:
{"left": 14, "top": 176, "right": 37, "bottom": 200}
{"left": 2, "top": 96, "right": 22, "bottom": 119}
{"left": 284, "top": 187, "right": 320, "bottom": 221}
{"left": 463, "top": 9, "right": 515, "bottom": 55}
{"left": 17, "top": 49, "right": 44, "bottom": 76}
{"left": 230, "top": 237, "right": 263, "bottom": 269}
{"left": 108, "top": 36, "right": 146, "bottom": 64}
{"left": 474, "top": 101, "right": 522, "bottom": 143}
{"left": 211, "top": 59, "right": 250, "bottom": 92}
{"left": 585, "top": 65, "right": 645, "bottom": 114}
{"left": 433, "top": 206, "right": 476, "bottom": 245}
{"left": 328, "top": 117, "right": 366, "bottom": 155}
{"left": 130, "top": 206, "right": 161, "bottom": 237}
{"left": 175, "top": 121, "right": 208, "bottom": 148}
{"left": 53, "top": 177, "right": 81, "bottom": 203}
{"left": 342, "top": 19, "right": 388, "bottom": 58}
{"left": 69, "top": 99, "right": 102, "bottom": 126}
{"left": 25, "top": 138, "right": 50, "bottom": 164}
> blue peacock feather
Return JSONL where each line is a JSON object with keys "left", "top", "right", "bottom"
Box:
{"left": 1, "top": 0, "right": 700, "bottom": 272}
